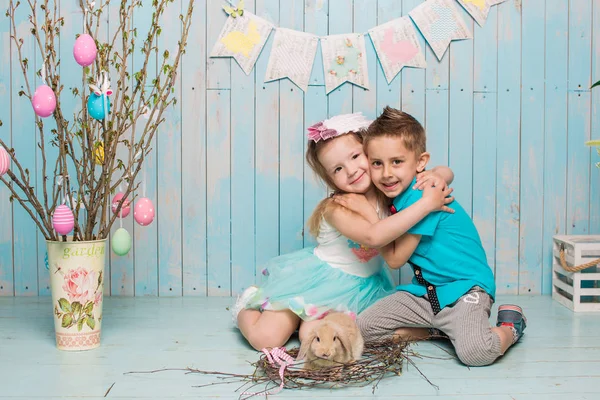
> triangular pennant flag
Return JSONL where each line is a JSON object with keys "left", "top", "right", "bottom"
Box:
{"left": 456, "top": 0, "right": 508, "bottom": 27}
{"left": 409, "top": 0, "right": 472, "bottom": 61}
{"left": 320, "top": 34, "right": 369, "bottom": 94}
{"left": 264, "top": 28, "right": 319, "bottom": 92}
{"left": 209, "top": 11, "right": 273, "bottom": 75}
{"left": 368, "top": 16, "right": 426, "bottom": 84}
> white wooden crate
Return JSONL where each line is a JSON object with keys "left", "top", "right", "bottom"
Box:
{"left": 552, "top": 235, "right": 600, "bottom": 312}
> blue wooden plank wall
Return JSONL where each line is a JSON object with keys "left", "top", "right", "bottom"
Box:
{"left": 1, "top": 0, "right": 599, "bottom": 297}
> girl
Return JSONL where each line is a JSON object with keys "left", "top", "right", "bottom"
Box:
{"left": 233, "top": 113, "right": 454, "bottom": 351}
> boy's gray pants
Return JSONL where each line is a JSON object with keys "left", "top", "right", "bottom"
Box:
{"left": 357, "top": 287, "right": 503, "bottom": 367}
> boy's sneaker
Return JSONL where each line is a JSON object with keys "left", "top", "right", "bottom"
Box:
{"left": 496, "top": 304, "right": 527, "bottom": 344}
{"left": 232, "top": 285, "right": 258, "bottom": 327}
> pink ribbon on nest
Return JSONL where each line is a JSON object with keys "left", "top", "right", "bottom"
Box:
{"left": 242, "top": 347, "right": 295, "bottom": 398}
{"left": 307, "top": 121, "right": 339, "bottom": 142}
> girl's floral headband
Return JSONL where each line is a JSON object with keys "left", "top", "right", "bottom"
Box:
{"left": 307, "top": 112, "right": 372, "bottom": 143}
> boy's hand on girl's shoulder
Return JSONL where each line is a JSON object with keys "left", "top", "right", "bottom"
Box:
{"left": 422, "top": 184, "right": 455, "bottom": 214}
{"left": 414, "top": 170, "right": 448, "bottom": 191}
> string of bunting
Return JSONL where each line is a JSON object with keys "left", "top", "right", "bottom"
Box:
{"left": 210, "top": 0, "right": 507, "bottom": 94}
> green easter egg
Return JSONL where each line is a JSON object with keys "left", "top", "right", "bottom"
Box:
{"left": 112, "top": 227, "right": 132, "bottom": 256}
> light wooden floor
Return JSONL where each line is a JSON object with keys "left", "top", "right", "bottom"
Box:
{"left": 1, "top": 295, "right": 599, "bottom": 399}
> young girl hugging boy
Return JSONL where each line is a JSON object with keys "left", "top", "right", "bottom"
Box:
{"left": 336, "top": 107, "right": 526, "bottom": 367}
{"left": 232, "top": 112, "right": 455, "bottom": 352}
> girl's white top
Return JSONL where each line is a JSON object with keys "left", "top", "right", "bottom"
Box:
{"left": 313, "top": 204, "right": 387, "bottom": 278}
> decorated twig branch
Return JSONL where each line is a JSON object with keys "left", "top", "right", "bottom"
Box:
{"left": 0, "top": 0, "right": 194, "bottom": 242}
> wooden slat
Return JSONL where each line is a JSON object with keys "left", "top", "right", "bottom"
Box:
{"left": 399, "top": 0, "right": 427, "bottom": 286}
{"left": 353, "top": 0, "right": 377, "bottom": 119}
{"left": 206, "top": 0, "right": 231, "bottom": 89}
{"left": 12, "top": 1, "right": 41, "bottom": 296}
{"left": 206, "top": 89, "right": 231, "bottom": 296}
{"left": 566, "top": 1, "right": 592, "bottom": 236}
{"left": 472, "top": 3, "right": 499, "bottom": 280}
{"left": 0, "top": 1, "right": 14, "bottom": 296}
{"left": 495, "top": 0, "right": 521, "bottom": 294}
{"left": 591, "top": 0, "right": 600, "bottom": 237}
{"left": 230, "top": 1, "right": 256, "bottom": 295}
{"left": 519, "top": 0, "right": 545, "bottom": 294}
{"left": 302, "top": 0, "right": 328, "bottom": 248}
{"left": 156, "top": 0, "right": 184, "bottom": 296}
{"left": 448, "top": 5, "right": 474, "bottom": 216}
{"left": 133, "top": 1, "right": 159, "bottom": 296}
{"left": 182, "top": 0, "right": 208, "bottom": 296}
{"left": 254, "top": 0, "right": 280, "bottom": 277}
{"left": 109, "top": 0, "right": 134, "bottom": 296}
{"left": 542, "top": 0, "right": 569, "bottom": 295}
{"left": 279, "top": 0, "right": 305, "bottom": 256}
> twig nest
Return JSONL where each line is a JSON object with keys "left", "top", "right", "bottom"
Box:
{"left": 32, "top": 85, "right": 56, "bottom": 118}
{"left": 0, "top": 147, "right": 10, "bottom": 176}
{"left": 52, "top": 204, "right": 74, "bottom": 235}
{"left": 73, "top": 33, "right": 97, "bottom": 67}
{"left": 111, "top": 228, "right": 132, "bottom": 256}
{"left": 134, "top": 197, "right": 155, "bottom": 226}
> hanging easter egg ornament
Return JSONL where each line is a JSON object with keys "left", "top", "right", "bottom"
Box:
{"left": 0, "top": 146, "right": 10, "bottom": 176}
{"left": 73, "top": 2, "right": 97, "bottom": 67}
{"left": 94, "top": 142, "right": 104, "bottom": 164}
{"left": 111, "top": 192, "right": 131, "bottom": 218}
{"left": 111, "top": 227, "right": 132, "bottom": 256}
{"left": 73, "top": 33, "right": 97, "bottom": 67}
{"left": 52, "top": 204, "right": 75, "bottom": 235}
{"left": 87, "top": 72, "right": 112, "bottom": 120}
{"left": 31, "top": 63, "right": 56, "bottom": 118}
{"left": 134, "top": 197, "right": 155, "bottom": 226}
{"left": 32, "top": 84, "right": 56, "bottom": 118}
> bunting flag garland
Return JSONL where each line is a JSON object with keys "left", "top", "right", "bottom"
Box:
{"left": 368, "top": 16, "right": 426, "bottom": 84}
{"left": 209, "top": 0, "right": 508, "bottom": 94}
{"left": 456, "top": 0, "right": 508, "bottom": 27}
{"left": 265, "top": 28, "right": 319, "bottom": 92}
{"left": 409, "top": 0, "right": 472, "bottom": 61}
{"left": 321, "top": 34, "right": 369, "bottom": 94}
{"left": 209, "top": 11, "right": 273, "bottom": 75}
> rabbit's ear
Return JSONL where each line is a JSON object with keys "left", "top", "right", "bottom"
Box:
{"left": 105, "top": 89, "right": 113, "bottom": 96}
{"left": 336, "top": 328, "right": 354, "bottom": 360}
{"left": 89, "top": 84, "right": 101, "bottom": 96}
{"left": 297, "top": 331, "right": 316, "bottom": 361}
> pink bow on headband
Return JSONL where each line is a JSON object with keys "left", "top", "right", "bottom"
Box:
{"left": 307, "top": 121, "right": 338, "bottom": 143}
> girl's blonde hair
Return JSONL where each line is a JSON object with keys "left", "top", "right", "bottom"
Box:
{"left": 305, "top": 132, "right": 363, "bottom": 238}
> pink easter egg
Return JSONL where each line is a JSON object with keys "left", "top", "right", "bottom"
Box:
{"left": 52, "top": 204, "right": 74, "bottom": 235}
{"left": 134, "top": 197, "right": 155, "bottom": 226}
{"left": 111, "top": 192, "right": 131, "bottom": 218}
{"left": 73, "top": 33, "right": 97, "bottom": 67}
{"left": 0, "top": 147, "right": 10, "bottom": 176}
{"left": 31, "top": 85, "right": 56, "bottom": 118}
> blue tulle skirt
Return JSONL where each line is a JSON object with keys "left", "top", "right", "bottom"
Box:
{"left": 245, "top": 247, "right": 395, "bottom": 321}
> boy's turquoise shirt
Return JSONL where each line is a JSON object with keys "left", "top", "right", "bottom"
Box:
{"left": 392, "top": 178, "right": 496, "bottom": 309}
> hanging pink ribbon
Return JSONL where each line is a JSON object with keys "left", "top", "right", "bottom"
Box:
{"left": 242, "top": 347, "right": 295, "bottom": 398}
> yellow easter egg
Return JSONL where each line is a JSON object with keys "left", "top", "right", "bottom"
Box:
{"left": 94, "top": 142, "right": 104, "bottom": 165}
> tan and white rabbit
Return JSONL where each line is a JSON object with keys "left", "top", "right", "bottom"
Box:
{"left": 297, "top": 312, "right": 364, "bottom": 370}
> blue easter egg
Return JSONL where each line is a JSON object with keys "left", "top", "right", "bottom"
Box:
{"left": 87, "top": 93, "right": 111, "bottom": 120}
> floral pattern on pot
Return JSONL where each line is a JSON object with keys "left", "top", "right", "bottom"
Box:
{"left": 54, "top": 266, "right": 103, "bottom": 331}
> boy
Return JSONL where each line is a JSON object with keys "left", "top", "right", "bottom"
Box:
{"left": 343, "top": 107, "right": 526, "bottom": 367}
